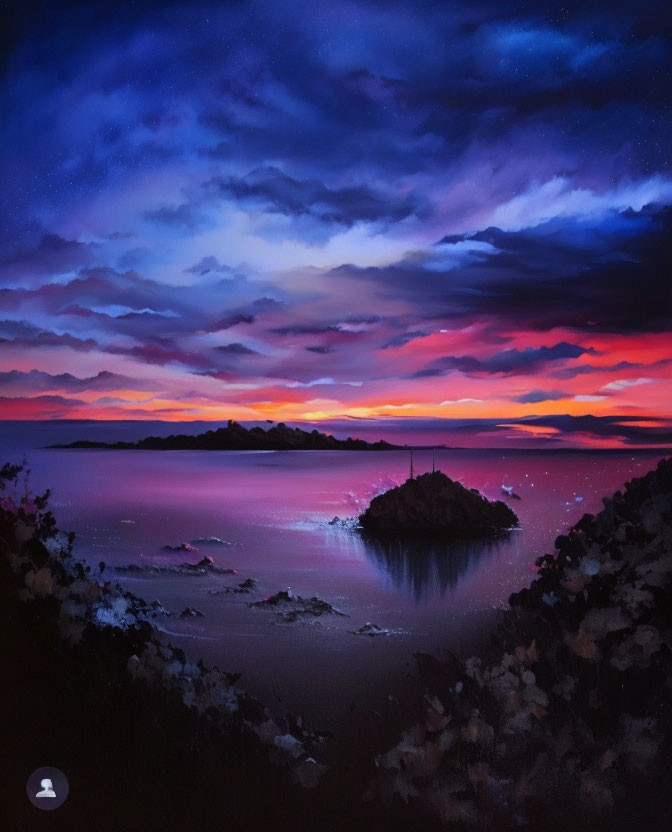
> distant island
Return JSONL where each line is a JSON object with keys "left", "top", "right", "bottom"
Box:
{"left": 51, "top": 419, "right": 400, "bottom": 451}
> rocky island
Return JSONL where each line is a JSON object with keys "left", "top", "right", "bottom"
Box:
{"left": 52, "top": 419, "right": 400, "bottom": 452}
{"left": 359, "top": 470, "right": 519, "bottom": 538}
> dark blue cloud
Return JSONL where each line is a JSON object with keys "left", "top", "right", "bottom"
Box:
{"left": 205, "top": 166, "right": 421, "bottom": 227}
{"left": 213, "top": 343, "right": 259, "bottom": 355}
{"left": 271, "top": 323, "right": 345, "bottom": 336}
{"left": 0, "top": 369, "right": 160, "bottom": 393}
{"left": 184, "top": 256, "right": 234, "bottom": 276}
{"left": 144, "top": 204, "right": 213, "bottom": 233}
{"left": 510, "top": 389, "right": 567, "bottom": 404}
{"left": 382, "top": 330, "right": 431, "bottom": 349}
{"left": 412, "top": 343, "right": 596, "bottom": 379}
{"left": 4, "top": 0, "right": 671, "bottom": 238}
{"left": 333, "top": 205, "right": 672, "bottom": 333}
{"left": 552, "top": 359, "right": 672, "bottom": 380}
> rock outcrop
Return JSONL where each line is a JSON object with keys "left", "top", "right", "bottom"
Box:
{"left": 113, "top": 556, "right": 237, "bottom": 576}
{"left": 359, "top": 471, "right": 518, "bottom": 539}
{"left": 248, "top": 589, "right": 347, "bottom": 622}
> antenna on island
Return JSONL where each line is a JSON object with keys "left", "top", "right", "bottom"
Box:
{"left": 432, "top": 447, "right": 435, "bottom": 473}
{"left": 409, "top": 450, "right": 415, "bottom": 480}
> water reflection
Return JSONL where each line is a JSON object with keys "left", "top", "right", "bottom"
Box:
{"left": 360, "top": 533, "right": 510, "bottom": 601}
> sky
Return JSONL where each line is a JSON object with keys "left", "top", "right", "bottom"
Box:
{"left": 1, "top": 0, "right": 671, "bottom": 448}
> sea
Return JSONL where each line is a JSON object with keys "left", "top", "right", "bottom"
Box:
{"left": 1, "top": 420, "right": 666, "bottom": 746}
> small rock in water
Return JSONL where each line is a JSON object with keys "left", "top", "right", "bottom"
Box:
{"left": 148, "top": 599, "right": 172, "bottom": 617}
{"left": 501, "top": 485, "right": 522, "bottom": 500}
{"left": 248, "top": 590, "right": 346, "bottom": 621}
{"left": 163, "top": 543, "right": 199, "bottom": 553}
{"left": 209, "top": 577, "right": 258, "bottom": 595}
{"left": 349, "top": 622, "right": 398, "bottom": 637}
{"left": 191, "top": 536, "right": 231, "bottom": 546}
{"left": 249, "top": 589, "right": 295, "bottom": 607}
{"left": 179, "top": 606, "right": 205, "bottom": 619}
{"left": 114, "top": 556, "right": 237, "bottom": 577}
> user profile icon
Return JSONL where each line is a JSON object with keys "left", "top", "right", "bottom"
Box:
{"left": 36, "top": 778, "right": 56, "bottom": 798}
{"left": 27, "top": 767, "right": 69, "bottom": 810}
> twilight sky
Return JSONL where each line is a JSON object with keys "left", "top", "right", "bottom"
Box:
{"left": 1, "top": 0, "right": 671, "bottom": 448}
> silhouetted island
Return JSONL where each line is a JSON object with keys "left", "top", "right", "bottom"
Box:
{"left": 52, "top": 420, "right": 400, "bottom": 451}
{"left": 359, "top": 470, "right": 518, "bottom": 538}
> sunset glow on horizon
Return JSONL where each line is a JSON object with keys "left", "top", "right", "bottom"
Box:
{"left": 2, "top": 1, "right": 671, "bottom": 449}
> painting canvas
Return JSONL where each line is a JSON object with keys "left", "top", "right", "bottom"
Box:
{"left": 2, "top": 1, "right": 671, "bottom": 829}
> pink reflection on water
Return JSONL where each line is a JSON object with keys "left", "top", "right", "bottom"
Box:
{"left": 3, "top": 436, "right": 665, "bottom": 727}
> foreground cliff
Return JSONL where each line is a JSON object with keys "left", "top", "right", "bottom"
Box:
{"left": 359, "top": 471, "right": 518, "bottom": 538}
{"left": 368, "top": 457, "right": 672, "bottom": 829}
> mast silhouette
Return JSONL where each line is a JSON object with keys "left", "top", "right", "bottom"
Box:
{"left": 409, "top": 450, "right": 414, "bottom": 480}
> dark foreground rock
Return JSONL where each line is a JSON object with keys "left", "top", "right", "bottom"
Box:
{"left": 367, "top": 457, "right": 672, "bottom": 830}
{"left": 359, "top": 471, "right": 518, "bottom": 539}
{"left": 52, "top": 419, "right": 400, "bottom": 452}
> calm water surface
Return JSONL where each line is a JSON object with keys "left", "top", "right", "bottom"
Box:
{"left": 1, "top": 422, "right": 664, "bottom": 733}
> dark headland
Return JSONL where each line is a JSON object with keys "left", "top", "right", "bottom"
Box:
{"left": 359, "top": 470, "right": 519, "bottom": 538}
{"left": 52, "top": 419, "right": 400, "bottom": 451}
